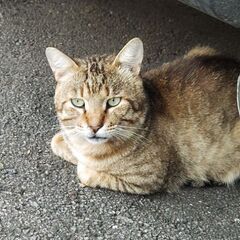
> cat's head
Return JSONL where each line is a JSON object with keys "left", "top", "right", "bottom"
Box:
{"left": 46, "top": 38, "right": 148, "bottom": 146}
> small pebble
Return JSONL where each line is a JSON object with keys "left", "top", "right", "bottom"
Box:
{"left": 0, "top": 162, "right": 4, "bottom": 170}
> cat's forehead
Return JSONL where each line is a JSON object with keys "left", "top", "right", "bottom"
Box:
{"left": 73, "top": 55, "right": 119, "bottom": 96}
{"left": 77, "top": 55, "right": 113, "bottom": 75}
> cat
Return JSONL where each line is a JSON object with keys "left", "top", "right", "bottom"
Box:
{"left": 45, "top": 38, "right": 240, "bottom": 194}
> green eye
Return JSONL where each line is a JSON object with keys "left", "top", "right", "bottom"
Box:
{"left": 107, "top": 97, "right": 121, "bottom": 107}
{"left": 71, "top": 98, "right": 85, "bottom": 108}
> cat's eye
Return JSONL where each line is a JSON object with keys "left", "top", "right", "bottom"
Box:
{"left": 107, "top": 97, "right": 121, "bottom": 107}
{"left": 71, "top": 98, "right": 85, "bottom": 108}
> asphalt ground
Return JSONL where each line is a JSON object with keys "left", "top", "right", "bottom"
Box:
{"left": 0, "top": 0, "right": 240, "bottom": 239}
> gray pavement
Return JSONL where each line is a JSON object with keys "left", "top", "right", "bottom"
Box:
{"left": 0, "top": 0, "right": 240, "bottom": 239}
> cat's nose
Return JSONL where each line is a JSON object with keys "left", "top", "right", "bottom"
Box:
{"left": 90, "top": 125, "right": 102, "bottom": 133}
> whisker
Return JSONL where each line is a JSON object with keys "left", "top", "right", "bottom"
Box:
{"left": 114, "top": 132, "right": 139, "bottom": 147}
{"left": 114, "top": 129, "right": 144, "bottom": 145}
{"left": 112, "top": 133, "right": 125, "bottom": 144}
{"left": 118, "top": 128, "right": 150, "bottom": 142}
{"left": 117, "top": 125, "right": 149, "bottom": 132}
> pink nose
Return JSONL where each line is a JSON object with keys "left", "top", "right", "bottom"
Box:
{"left": 90, "top": 125, "right": 102, "bottom": 133}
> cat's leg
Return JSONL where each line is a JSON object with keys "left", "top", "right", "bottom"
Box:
{"left": 77, "top": 163, "right": 150, "bottom": 194}
{"left": 190, "top": 180, "right": 225, "bottom": 187}
{"left": 51, "top": 132, "right": 78, "bottom": 165}
{"left": 190, "top": 180, "right": 206, "bottom": 188}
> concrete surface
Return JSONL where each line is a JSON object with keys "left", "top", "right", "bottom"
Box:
{"left": 0, "top": 0, "right": 240, "bottom": 239}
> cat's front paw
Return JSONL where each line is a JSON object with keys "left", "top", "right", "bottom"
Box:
{"left": 51, "top": 132, "right": 78, "bottom": 165}
{"left": 79, "top": 182, "right": 87, "bottom": 188}
{"left": 77, "top": 163, "right": 98, "bottom": 188}
{"left": 51, "top": 132, "right": 64, "bottom": 157}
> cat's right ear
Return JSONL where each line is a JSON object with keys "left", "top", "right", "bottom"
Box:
{"left": 113, "top": 38, "right": 144, "bottom": 75}
{"left": 45, "top": 47, "right": 78, "bottom": 81}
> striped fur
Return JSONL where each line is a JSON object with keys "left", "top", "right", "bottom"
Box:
{"left": 47, "top": 39, "right": 240, "bottom": 194}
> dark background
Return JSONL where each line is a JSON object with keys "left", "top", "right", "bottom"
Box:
{"left": 0, "top": 0, "right": 240, "bottom": 239}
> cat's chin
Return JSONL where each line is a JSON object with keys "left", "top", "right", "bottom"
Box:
{"left": 85, "top": 137, "right": 109, "bottom": 145}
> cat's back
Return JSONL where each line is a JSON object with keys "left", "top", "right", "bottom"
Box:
{"left": 143, "top": 47, "right": 240, "bottom": 185}
{"left": 143, "top": 47, "right": 240, "bottom": 121}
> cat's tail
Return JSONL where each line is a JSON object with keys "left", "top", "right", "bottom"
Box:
{"left": 237, "top": 74, "right": 240, "bottom": 116}
{"left": 185, "top": 46, "right": 218, "bottom": 58}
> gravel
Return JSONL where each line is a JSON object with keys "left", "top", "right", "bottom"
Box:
{"left": 0, "top": 0, "right": 240, "bottom": 239}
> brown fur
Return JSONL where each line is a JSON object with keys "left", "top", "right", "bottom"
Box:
{"left": 46, "top": 39, "right": 240, "bottom": 194}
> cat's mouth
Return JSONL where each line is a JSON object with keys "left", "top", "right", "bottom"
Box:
{"left": 86, "top": 135, "right": 108, "bottom": 144}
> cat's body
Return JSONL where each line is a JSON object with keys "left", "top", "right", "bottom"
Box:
{"left": 46, "top": 38, "right": 240, "bottom": 194}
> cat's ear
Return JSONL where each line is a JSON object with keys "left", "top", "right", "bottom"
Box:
{"left": 45, "top": 47, "right": 78, "bottom": 81}
{"left": 113, "top": 38, "right": 143, "bottom": 75}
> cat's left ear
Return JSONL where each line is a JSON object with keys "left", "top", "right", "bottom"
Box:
{"left": 113, "top": 38, "right": 143, "bottom": 75}
{"left": 45, "top": 47, "right": 78, "bottom": 81}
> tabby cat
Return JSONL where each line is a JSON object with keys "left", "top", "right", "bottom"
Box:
{"left": 46, "top": 38, "right": 240, "bottom": 194}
